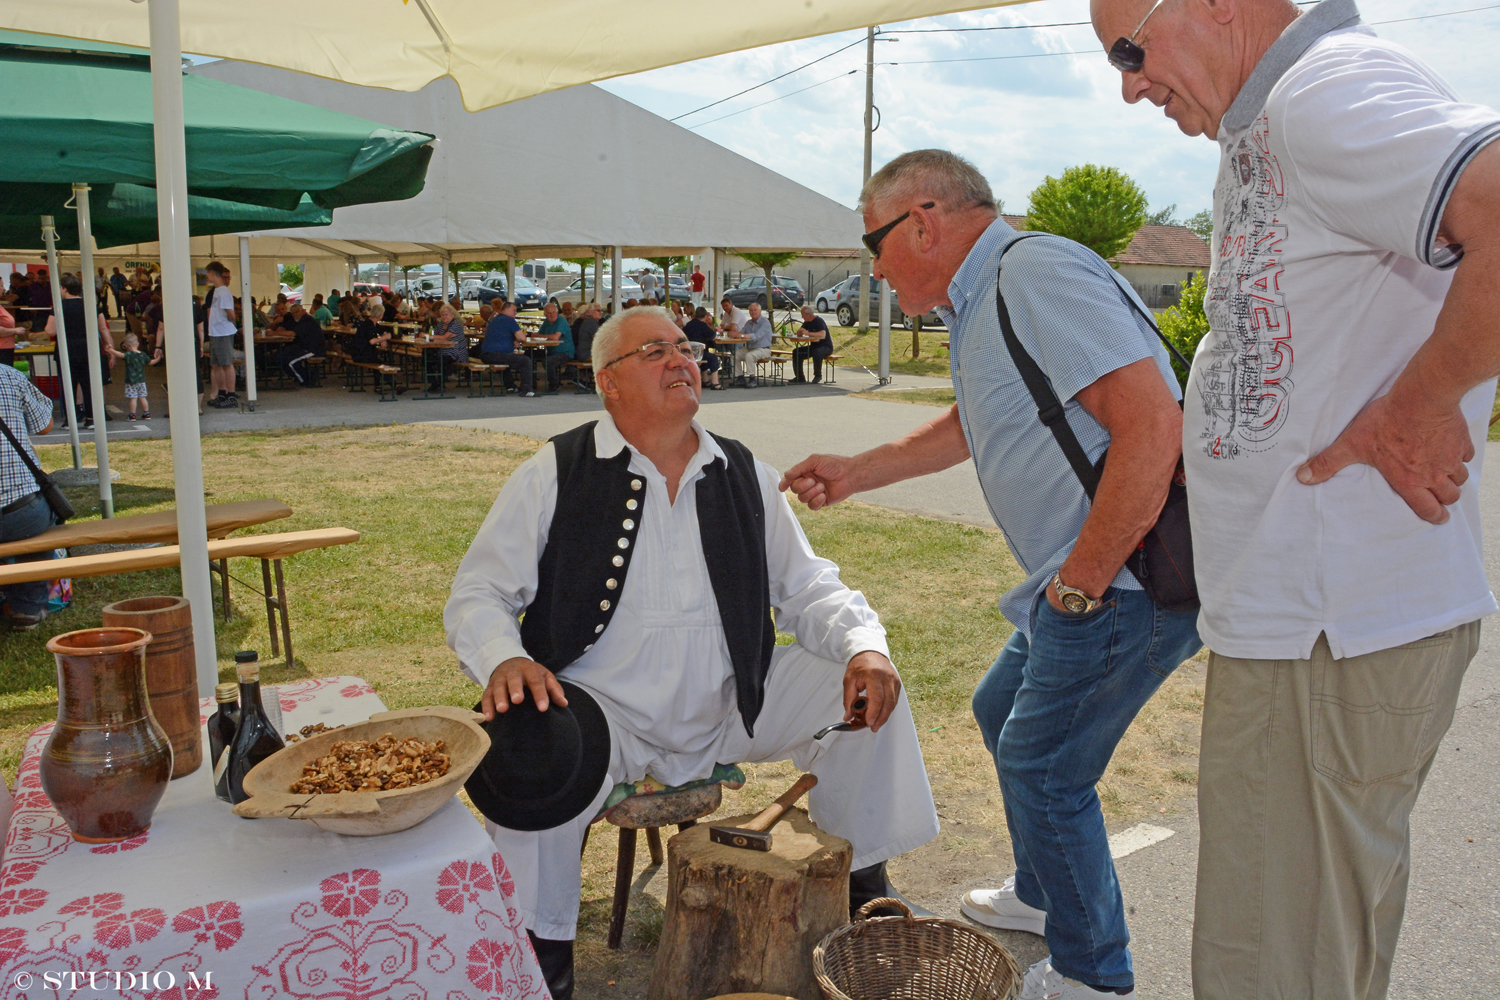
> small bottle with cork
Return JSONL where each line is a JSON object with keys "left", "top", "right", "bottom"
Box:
{"left": 207, "top": 681, "right": 240, "bottom": 802}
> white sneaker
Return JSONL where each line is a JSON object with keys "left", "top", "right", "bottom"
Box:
{"left": 960, "top": 876, "right": 1046, "bottom": 935}
{"left": 1019, "top": 958, "right": 1134, "bottom": 999}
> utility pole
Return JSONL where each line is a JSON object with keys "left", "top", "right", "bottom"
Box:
{"left": 858, "top": 26, "right": 875, "bottom": 333}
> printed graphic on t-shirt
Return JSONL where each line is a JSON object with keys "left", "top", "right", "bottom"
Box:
{"left": 1197, "top": 113, "right": 1293, "bottom": 460}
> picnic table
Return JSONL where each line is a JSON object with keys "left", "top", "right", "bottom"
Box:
{"left": 388, "top": 336, "right": 457, "bottom": 400}
{"left": 0, "top": 677, "right": 548, "bottom": 1000}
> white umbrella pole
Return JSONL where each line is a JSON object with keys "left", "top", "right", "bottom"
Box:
{"left": 150, "top": 0, "right": 219, "bottom": 695}
{"left": 72, "top": 185, "right": 114, "bottom": 517}
{"left": 40, "top": 216, "right": 82, "bottom": 469}
{"left": 239, "top": 236, "right": 256, "bottom": 411}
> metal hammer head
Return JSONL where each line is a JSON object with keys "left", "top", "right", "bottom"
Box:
{"left": 708, "top": 824, "right": 772, "bottom": 851}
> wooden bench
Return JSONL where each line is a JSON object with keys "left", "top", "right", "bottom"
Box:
{"left": 822, "top": 354, "right": 843, "bottom": 384}
{"left": 463, "top": 361, "right": 507, "bottom": 398}
{"left": 346, "top": 361, "right": 402, "bottom": 401}
{"left": 0, "top": 528, "right": 360, "bottom": 669}
{"left": 563, "top": 360, "right": 594, "bottom": 394}
{"left": 0, "top": 498, "right": 293, "bottom": 559}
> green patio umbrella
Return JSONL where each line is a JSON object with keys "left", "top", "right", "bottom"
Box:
{"left": 0, "top": 31, "right": 434, "bottom": 210}
{"left": 0, "top": 184, "right": 332, "bottom": 249}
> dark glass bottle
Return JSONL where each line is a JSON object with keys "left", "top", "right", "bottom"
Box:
{"left": 208, "top": 682, "right": 240, "bottom": 802}
{"left": 225, "top": 651, "right": 285, "bottom": 806}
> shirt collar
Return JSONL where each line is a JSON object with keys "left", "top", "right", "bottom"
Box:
{"left": 1221, "top": 0, "right": 1363, "bottom": 134}
{"left": 945, "top": 216, "right": 1019, "bottom": 320}
{"left": 593, "top": 411, "right": 725, "bottom": 476}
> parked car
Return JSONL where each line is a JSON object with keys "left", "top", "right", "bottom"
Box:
{"left": 665, "top": 274, "right": 691, "bottom": 303}
{"left": 723, "top": 274, "right": 805, "bottom": 310}
{"left": 459, "top": 278, "right": 484, "bottom": 301}
{"left": 549, "top": 274, "right": 644, "bottom": 307}
{"left": 818, "top": 275, "right": 943, "bottom": 330}
{"left": 473, "top": 274, "right": 546, "bottom": 310}
{"left": 350, "top": 282, "right": 389, "bottom": 297}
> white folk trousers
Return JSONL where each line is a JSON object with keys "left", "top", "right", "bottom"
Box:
{"left": 487, "top": 642, "right": 940, "bottom": 939}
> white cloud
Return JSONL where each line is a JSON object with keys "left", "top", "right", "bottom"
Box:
{"left": 598, "top": 0, "right": 1500, "bottom": 219}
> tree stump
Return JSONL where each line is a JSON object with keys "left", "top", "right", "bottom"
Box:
{"left": 647, "top": 807, "right": 851, "bottom": 1000}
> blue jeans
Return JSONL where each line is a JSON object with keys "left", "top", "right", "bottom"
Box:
{"left": 973, "top": 586, "right": 1201, "bottom": 989}
{"left": 0, "top": 492, "right": 58, "bottom": 616}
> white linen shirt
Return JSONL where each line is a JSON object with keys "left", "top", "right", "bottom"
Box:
{"left": 445, "top": 412, "right": 889, "bottom": 773}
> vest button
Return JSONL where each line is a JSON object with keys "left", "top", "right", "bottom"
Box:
{"left": 606, "top": 578, "right": 618, "bottom": 590}
{"left": 626, "top": 499, "right": 638, "bottom": 510}
{"left": 600, "top": 600, "right": 611, "bottom": 611}
{"left": 584, "top": 644, "right": 593, "bottom": 651}
{"left": 617, "top": 537, "right": 630, "bottom": 550}
{"left": 612, "top": 555, "right": 625, "bottom": 567}
{"left": 622, "top": 519, "right": 635, "bottom": 531}
{"left": 631, "top": 479, "right": 643, "bottom": 491}
{"left": 595, "top": 623, "right": 604, "bottom": 634}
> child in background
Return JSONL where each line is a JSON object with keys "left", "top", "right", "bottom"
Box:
{"left": 107, "top": 333, "right": 162, "bottom": 420}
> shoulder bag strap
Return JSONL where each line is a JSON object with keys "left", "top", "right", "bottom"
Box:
{"left": 0, "top": 413, "right": 47, "bottom": 491}
{"left": 994, "top": 234, "right": 1103, "bottom": 499}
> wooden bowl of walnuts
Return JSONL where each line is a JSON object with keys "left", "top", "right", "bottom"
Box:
{"left": 232, "top": 705, "right": 490, "bottom": 836}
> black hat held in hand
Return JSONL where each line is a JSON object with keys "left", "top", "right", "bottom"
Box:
{"left": 465, "top": 679, "right": 610, "bottom": 832}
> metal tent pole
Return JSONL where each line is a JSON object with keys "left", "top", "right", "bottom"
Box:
{"left": 40, "top": 216, "right": 81, "bottom": 469}
{"left": 611, "top": 246, "right": 623, "bottom": 314}
{"left": 149, "top": 0, "right": 219, "bottom": 696}
{"left": 72, "top": 185, "right": 114, "bottom": 517}
{"left": 506, "top": 258, "right": 516, "bottom": 305}
{"left": 859, "top": 26, "right": 875, "bottom": 334}
{"left": 593, "top": 250, "right": 602, "bottom": 304}
{"left": 239, "top": 236, "right": 256, "bottom": 411}
{"left": 878, "top": 280, "right": 892, "bottom": 385}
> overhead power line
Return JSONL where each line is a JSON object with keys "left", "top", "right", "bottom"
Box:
{"left": 678, "top": 3, "right": 1498, "bottom": 125}
{"left": 670, "top": 36, "right": 865, "bottom": 121}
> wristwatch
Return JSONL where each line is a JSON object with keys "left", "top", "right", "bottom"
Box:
{"left": 1051, "top": 572, "right": 1103, "bottom": 616}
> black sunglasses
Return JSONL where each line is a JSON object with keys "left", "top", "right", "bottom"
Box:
{"left": 1108, "top": 0, "right": 1166, "bottom": 73}
{"left": 862, "top": 201, "right": 936, "bottom": 257}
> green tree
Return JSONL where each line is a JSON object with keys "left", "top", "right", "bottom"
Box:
{"left": 278, "top": 263, "right": 303, "bottom": 288}
{"left": 1024, "top": 164, "right": 1148, "bottom": 261}
{"left": 1145, "top": 203, "right": 1179, "bottom": 227}
{"left": 1187, "top": 209, "right": 1214, "bottom": 242}
{"left": 1157, "top": 270, "right": 1209, "bottom": 387}
{"left": 645, "top": 255, "right": 689, "bottom": 305}
{"left": 737, "top": 251, "right": 801, "bottom": 327}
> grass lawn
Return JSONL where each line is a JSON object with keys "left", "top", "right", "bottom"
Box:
{"left": 849, "top": 387, "right": 957, "bottom": 408}
{"left": 810, "top": 321, "right": 953, "bottom": 378}
{"left": 1, "top": 425, "right": 1204, "bottom": 996}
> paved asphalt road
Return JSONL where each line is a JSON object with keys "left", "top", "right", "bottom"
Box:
{"left": 50, "top": 369, "right": 1496, "bottom": 996}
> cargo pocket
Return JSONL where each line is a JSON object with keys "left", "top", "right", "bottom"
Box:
{"left": 1311, "top": 633, "right": 1448, "bottom": 786}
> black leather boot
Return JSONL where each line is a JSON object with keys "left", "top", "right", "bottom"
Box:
{"left": 848, "top": 861, "right": 936, "bottom": 920}
{"left": 527, "top": 931, "right": 574, "bottom": 1000}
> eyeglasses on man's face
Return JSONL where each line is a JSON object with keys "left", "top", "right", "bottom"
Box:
{"left": 1108, "top": 0, "right": 1168, "bottom": 73}
{"left": 862, "top": 201, "right": 937, "bottom": 258}
{"left": 603, "top": 339, "right": 704, "bottom": 369}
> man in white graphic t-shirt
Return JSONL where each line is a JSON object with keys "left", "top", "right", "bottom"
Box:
{"left": 203, "top": 260, "right": 239, "bottom": 409}
{"left": 1092, "top": 0, "right": 1500, "bottom": 996}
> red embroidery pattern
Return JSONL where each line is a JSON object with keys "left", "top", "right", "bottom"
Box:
{"left": 0, "top": 888, "right": 46, "bottom": 917}
{"left": 437, "top": 861, "right": 496, "bottom": 914}
{"left": 172, "top": 901, "right": 244, "bottom": 952}
{"left": 89, "top": 830, "right": 149, "bottom": 855}
{"left": 245, "top": 868, "right": 458, "bottom": 1000}
{"left": 94, "top": 906, "right": 166, "bottom": 949}
{"left": 341, "top": 682, "right": 376, "bottom": 699}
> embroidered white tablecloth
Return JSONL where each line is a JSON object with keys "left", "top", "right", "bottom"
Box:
{"left": 0, "top": 675, "right": 548, "bottom": 1000}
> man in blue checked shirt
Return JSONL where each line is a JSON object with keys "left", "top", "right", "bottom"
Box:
{"left": 0, "top": 363, "right": 58, "bottom": 631}
{"left": 782, "top": 149, "right": 1199, "bottom": 1000}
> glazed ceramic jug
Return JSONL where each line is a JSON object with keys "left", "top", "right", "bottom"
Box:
{"left": 41, "top": 627, "right": 173, "bottom": 843}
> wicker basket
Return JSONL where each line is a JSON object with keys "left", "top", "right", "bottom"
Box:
{"left": 814, "top": 898, "right": 1021, "bottom": 1000}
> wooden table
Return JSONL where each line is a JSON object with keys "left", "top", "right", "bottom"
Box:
{"left": 0, "top": 676, "right": 547, "bottom": 1000}
{"left": 715, "top": 335, "right": 751, "bottom": 383}
{"left": 389, "top": 336, "right": 458, "bottom": 400}
{"left": 0, "top": 497, "right": 293, "bottom": 559}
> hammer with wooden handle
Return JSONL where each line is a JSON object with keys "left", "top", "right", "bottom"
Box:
{"left": 708, "top": 773, "right": 818, "bottom": 852}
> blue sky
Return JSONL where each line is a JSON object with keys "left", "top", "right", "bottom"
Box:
{"left": 596, "top": 0, "right": 1500, "bottom": 219}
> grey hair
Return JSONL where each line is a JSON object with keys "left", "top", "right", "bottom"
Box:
{"left": 591, "top": 304, "right": 675, "bottom": 399}
{"left": 364, "top": 300, "right": 385, "bottom": 320}
{"left": 859, "top": 149, "right": 998, "bottom": 216}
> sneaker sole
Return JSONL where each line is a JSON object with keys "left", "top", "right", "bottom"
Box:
{"left": 960, "top": 899, "right": 1046, "bottom": 936}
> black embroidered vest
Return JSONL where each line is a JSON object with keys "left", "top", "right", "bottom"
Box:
{"left": 517, "top": 422, "right": 776, "bottom": 736}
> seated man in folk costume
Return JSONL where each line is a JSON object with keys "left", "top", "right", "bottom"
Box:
{"left": 445, "top": 304, "right": 939, "bottom": 1000}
